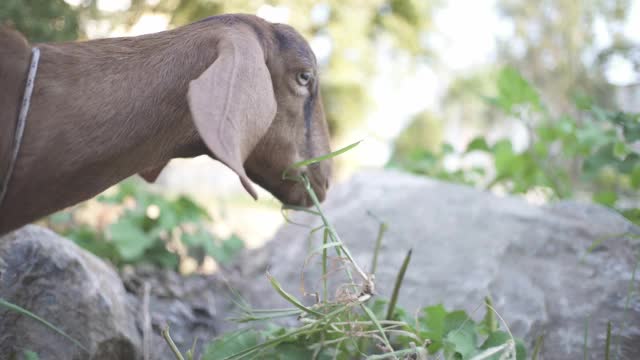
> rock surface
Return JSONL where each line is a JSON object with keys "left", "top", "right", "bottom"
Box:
{"left": 238, "top": 170, "right": 640, "bottom": 359}
{"left": 0, "top": 225, "right": 141, "bottom": 360}
{"left": 0, "top": 226, "right": 228, "bottom": 360}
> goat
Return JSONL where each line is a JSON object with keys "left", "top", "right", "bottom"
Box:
{"left": 0, "top": 14, "right": 332, "bottom": 235}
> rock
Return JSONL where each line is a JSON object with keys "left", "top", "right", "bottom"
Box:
{"left": 0, "top": 226, "right": 232, "bottom": 360}
{"left": 238, "top": 170, "right": 640, "bottom": 359}
{"left": 0, "top": 225, "right": 141, "bottom": 360}
{"left": 121, "top": 266, "right": 236, "bottom": 360}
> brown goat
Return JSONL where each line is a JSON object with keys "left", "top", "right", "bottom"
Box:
{"left": 0, "top": 14, "right": 332, "bottom": 235}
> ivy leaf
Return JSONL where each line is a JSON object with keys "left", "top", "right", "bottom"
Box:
{"left": 418, "top": 304, "right": 447, "bottom": 353}
{"left": 440, "top": 310, "right": 478, "bottom": 359}
{"left": 108, "top": 217, "right": 154, "bottom": 261}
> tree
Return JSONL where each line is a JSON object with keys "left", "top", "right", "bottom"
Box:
{"left": 496, "top": 0, "right": 634, "bottom": 114}
{"left": 0, "top": 0, "right": 80, "bottom": 42}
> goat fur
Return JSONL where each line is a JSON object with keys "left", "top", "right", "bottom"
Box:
{"left": 0, "top": 14, "right": 332, "bottom": 235}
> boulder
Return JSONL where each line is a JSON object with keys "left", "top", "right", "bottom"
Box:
{"left": 0, "top": 225, "right": 141, "bottom": 360}
{"left": 0, "top": 226, "right": 231, "bottom": 360}
{"left": 238, "top": 170, "right": 640, "bottom": 359}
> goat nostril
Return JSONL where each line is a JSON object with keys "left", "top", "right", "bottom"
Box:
{"left": 324, "top": 179, "right": 330, "bottom": 190}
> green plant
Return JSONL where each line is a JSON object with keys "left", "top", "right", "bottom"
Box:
{"left": 47, "top": 179, "right": 244, "bottom": 271}
{"left": 390, "top": 67, "right": 640, "bottom": 225}
{"left": 161, "top": 144, "right": 525, "bottom": 360}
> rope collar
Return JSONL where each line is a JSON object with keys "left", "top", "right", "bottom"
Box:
{"left": 0, "top": 47, "right": 40, "bottom": 207}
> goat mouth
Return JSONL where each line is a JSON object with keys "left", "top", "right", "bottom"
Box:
{"left": 245, "top": 167, "right": 327, "bottom": 207}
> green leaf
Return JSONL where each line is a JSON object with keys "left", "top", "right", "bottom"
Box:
{"left": 144, "top": 241, "right": 180, "bottom": 269}
{"left": 593, "top": 191, "right": 618, "bottom": 207}
{"left": 156, "top": 200, "right": 179, "bottom": 230}
{"left": 69, "top": 226, "right": 119, "bottom": 264}
{"left": 48, "top": 211, "right": 73, "bottom": 225}
{"left": 274, "top": 342, "right": 315, "bottom": 359}
{"left": 173, "top": 196, "right": 211, "bottom": 222}
{"left": 442, "top": 310, "right": 478, "bottom": 359}
{"left": 466, "top": 137, "right": 490, "bottom": 153}
{"left": 479, "top": 331, "right": 527, "bottom": 360}
{"left": 613, "top": 141, "right": 630, "bottom": 160}
{"left": 23, "top": 350, "right": 39, "bottom": 360}
{"left": 621, "top": 208, "right": 640, "bottom": 227}
{"left": 573, "top": 92, "right": 593, "bottom": 110}
{"left": 203, "top": 330, "right": 260, "bottom": 360}
{"left": 491, "top": 140, "right": 515, "bottom": 176}
{"left": 558, "top": 116, "right": 576, "bottom": 136}
{"left": 494, "top": 67, "right": 541, "bottom": 113}
{"left": 370, "top": 299, "right": 389, "bottom": 319}
{"left": 182, "top": 229, "right": 213, "bottom": 248}
{"left": 443, "top": 323, "right": 478, "bottom": 360}
{"left": 444, "top": 310, "right": 475, "bottom": 334}
{"left": 108, "top": 217, "right": 155, "bottom": 261}
{"left": 631, "top": 164, "right": 640, "bottom": 189}
{"left": 442, "top": 143, "right": 455, "bottom": 154}
{"left": 418, "top": 304, "right": 447, "bottom": 353}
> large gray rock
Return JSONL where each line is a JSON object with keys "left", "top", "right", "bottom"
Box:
{"left": 0, "top": 225, "right": 141, "bottom": 360}
{"left": 0, "top": 226, "right": 230, "bottom": 360}
{"left": 239, "top": 170, "right": 640, "bottom": 359}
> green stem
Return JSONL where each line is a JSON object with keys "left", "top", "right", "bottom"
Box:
{"left": 162, "top": 325, "right": 185, "bottom": 360}
{"left": 0, "top": 298, "right": 89, "bottom": 353}
{"left": 386, "top": 249, "right": 412, "bottom": 320}
{"left": 370, "top": 222, "right": 388, "bottom": 275}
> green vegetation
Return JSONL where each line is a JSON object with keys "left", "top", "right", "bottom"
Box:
{"left": 158, "top": 147, "right": 526, "bottom": 360}
{"left": 0, "top": 0, "right": 79, "bottom": 42}
{"left": 47, "top": 179, "right": 244, "bottom": 271}
{"left": 2, "top": 2, "right": 638, "bottom": 359}
{"left": 390, "top": 67, "right": 640, "bottom": 225}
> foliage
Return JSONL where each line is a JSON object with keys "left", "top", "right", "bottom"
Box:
{"left": 496, "top": 0, "right": 633, "bottom": 113}
{"left": 390, "top": 142, "right": 486, "bottom": 186}
{"left": 48, "top": 179, "right": 244, "bottom": 271}
{"left": 390, "top": 67, "right": 640, "bottom": 224}
{"left": 0, "top": 0, "right": 80, "bottom": 42}
{"left": 161, "top": 146, "right": 525, "bottom": 360}
{"left": 390, "top": 111, "right": 444, "bottom": 160}
{"left": 201, "top": 300, "right": 525, "bottom": 360}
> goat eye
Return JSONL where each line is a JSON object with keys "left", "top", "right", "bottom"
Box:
{"left": 296, "top": 71, "right": 312, "bottom": 86}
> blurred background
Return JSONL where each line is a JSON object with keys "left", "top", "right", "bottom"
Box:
{"left": 2, "top": 0, "right": 639, "bottom": 273}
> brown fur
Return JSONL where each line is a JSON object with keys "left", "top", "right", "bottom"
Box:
{"left": 0, "top": 14, "right": 332, "bottom": 235}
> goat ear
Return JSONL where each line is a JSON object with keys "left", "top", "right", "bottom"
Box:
{"left": 139, "top": 162, "right": 168, "bottom": 183}
{"left": 187, "top": 31, "right": 276, "bottom": 200}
